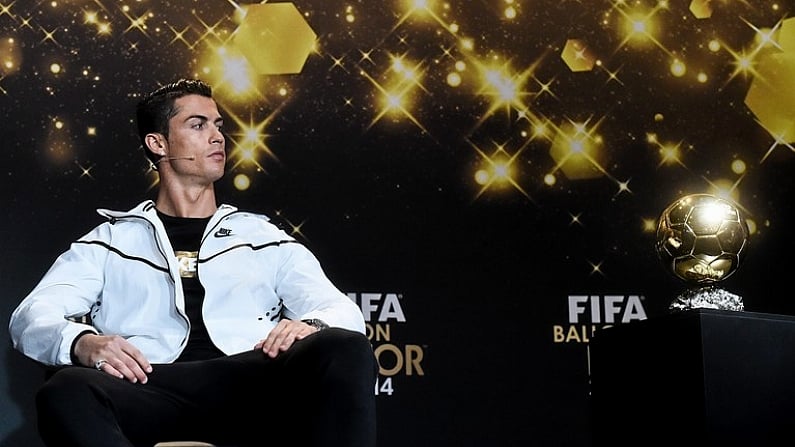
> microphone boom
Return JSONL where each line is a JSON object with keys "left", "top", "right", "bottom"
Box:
{"left": 156, "top": 156, "right": 196, "bottom": 164}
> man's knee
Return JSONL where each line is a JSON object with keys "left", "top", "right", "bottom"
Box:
{"left": 323, "top": 328, "right": 375, "bottom": 366}
{"left": 37, "top": 367, "right": 91, "bottom": 409}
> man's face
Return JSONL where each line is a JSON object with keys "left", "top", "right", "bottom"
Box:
{"left": 161, "top": 94, "right": 226, "bottom": 182}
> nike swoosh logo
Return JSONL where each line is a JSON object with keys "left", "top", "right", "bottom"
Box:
{"left": 214, "top": 228, "right": 233, "bottom": 238}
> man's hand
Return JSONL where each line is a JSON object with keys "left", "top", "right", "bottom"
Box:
{"left": 74, "top": 333, "right": 153, "bottom": 384}
{"left": 254, "top": 319, "right": 320, "bottom": 358}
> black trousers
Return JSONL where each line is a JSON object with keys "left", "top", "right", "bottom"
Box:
{"left": 36, "top": 328, "right": 377, "bottom": 447}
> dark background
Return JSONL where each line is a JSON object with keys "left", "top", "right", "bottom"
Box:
{"left": 2, "top": 1, "right": 794, "bottom": 446}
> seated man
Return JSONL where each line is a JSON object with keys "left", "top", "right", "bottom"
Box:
{"left": 8, "top": 78, "right": 377, "bottom": 447}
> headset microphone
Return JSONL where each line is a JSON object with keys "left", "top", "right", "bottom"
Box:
{"left": 155, "top": 156, "right": 196, "bottom": 164}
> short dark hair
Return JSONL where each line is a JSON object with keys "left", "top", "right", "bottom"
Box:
{"left": 136, "top": 79, "right": 213, "bottom": 164}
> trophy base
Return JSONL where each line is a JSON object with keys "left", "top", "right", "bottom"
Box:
{"left": 669, "top": 285, "right": 744, "bottom": 312}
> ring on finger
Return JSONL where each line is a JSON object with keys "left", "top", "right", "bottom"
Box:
{"left": 94, "top": 359, "right": 107, "bottom": 370}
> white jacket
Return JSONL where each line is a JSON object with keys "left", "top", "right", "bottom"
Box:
{"left": 8, "top": 200, "right": 365, "bottom": 366}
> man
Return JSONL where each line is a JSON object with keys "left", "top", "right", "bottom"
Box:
{"left": 8, "top": 79, "right": 377, "bottom": 447}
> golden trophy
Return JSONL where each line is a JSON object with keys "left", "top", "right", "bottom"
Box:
{"left": 655, "top": 194, "right": 749, "bottom": 312}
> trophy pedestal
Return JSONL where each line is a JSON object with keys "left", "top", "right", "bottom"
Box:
{"left": 669, "top": 285, "right": 744, "bottom": 312}
{"left": 589, "top": 308, "right": 795, "bottom": 446}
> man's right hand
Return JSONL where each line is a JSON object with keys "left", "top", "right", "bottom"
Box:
{"left": 73, "top": 333, "right": 153, "bottom": 384}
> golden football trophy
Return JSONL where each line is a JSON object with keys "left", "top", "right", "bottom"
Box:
{"left": 655, "top": 194, "right": 749, "bottom": 312}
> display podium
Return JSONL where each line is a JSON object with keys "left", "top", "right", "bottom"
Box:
{"left": 588, "top": 308, "right": 795, "bottom": 446}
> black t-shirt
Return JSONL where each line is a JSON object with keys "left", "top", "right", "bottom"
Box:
{"left": 158, "top": 211, "right": 225, "bottom": 362}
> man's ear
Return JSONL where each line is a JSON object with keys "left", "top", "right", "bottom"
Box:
{"left": 145, "top": 133, "right": 165, "bottom": 155}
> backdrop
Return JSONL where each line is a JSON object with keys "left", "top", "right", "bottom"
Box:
{"left": 2, "top": 1, "right": 794, "bottom": 446}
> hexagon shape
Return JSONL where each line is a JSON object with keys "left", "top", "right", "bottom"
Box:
{"left": 777, "top": 16, "right": 795, "bottom": 52}
{"left": 561, "top": 39, "right": 595, "bottom": 72}
{"left": 745, "top": 52, "right": 795, "bottom": 143}
{"left": 745, "top": 17, "right": 795, "bottom": 143}
{"left": 689, "top": 0, "right": 712, "bottom": 19}
{"left": 231, "top": 3, "right": 316, "bottom": 75}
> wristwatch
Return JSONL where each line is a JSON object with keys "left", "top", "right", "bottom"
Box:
{"left": 301, "top": 318, "right": 329, "bottom": 331}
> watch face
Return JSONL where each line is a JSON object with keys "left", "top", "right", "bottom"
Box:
{"left": 303, "top": 319, "right": 329, "bottom": 330}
